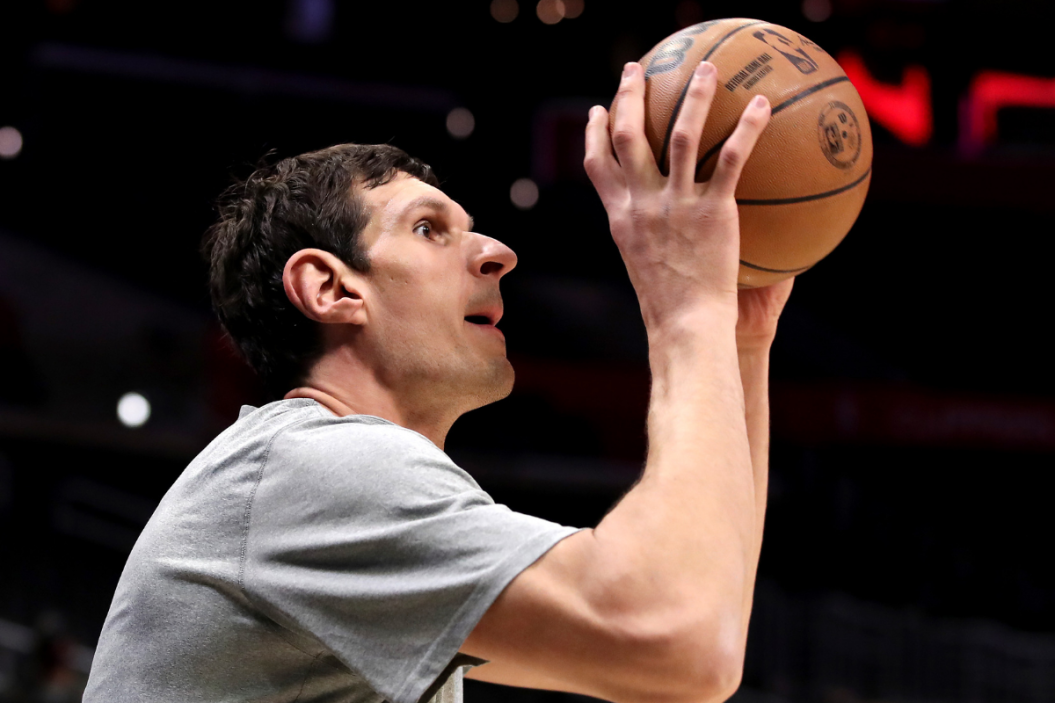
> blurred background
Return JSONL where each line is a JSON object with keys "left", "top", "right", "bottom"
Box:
{"left": 1, "top": 0, "right": 1053, "bottom": 701}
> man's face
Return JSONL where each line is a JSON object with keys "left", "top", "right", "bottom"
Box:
{"left": 355, "top": 172, "right": 517, "bottom": 413}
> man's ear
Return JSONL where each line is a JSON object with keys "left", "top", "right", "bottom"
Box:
{"left": 283, "top": 248, "right": 367, "bottom": 325}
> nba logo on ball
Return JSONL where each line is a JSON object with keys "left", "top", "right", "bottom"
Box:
{"left": 818, "top": 101, "right": 862, "bottom": 170}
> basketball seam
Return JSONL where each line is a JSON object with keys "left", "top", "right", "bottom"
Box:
{"left": 657, "top": 19, "right": 765, "bottom": 175}
{"left": 771, "top": 75, "right": 850, "bottom": 115}
{"left": 694, "top": 76, "right": 853, "bottom": 179}
{"left": 739, "top": 260, "right": 813, "bottom": 274}
{"left": 737, "top": 166, "right": 871, "bottom": 205}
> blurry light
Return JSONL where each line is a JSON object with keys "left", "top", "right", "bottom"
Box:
{"left": 0, "top": 127, "right": 23, "bottom": 160}
{"left": 117, "top": 392, "right": 151, "bottom": 428}
{"left": 510, "top": 178, "right": 539, "bottom": 210}
{"left": 537, "top": 0, "right": 564, "bottom": 25}
{"left": 45, "top": 0, "right": 79, "bottom": 14}
{"left": 960, "top": 70, "right": 1055, "bottom": 154}
{"left": 446, "top": 108, "right": 475, "bottom": 139}
{"left": 839, "top": 50, "right": 932, "bottom": 147}
{"left": 285, "top": 0, "right": 335, "bottom": 44}
{"left": 563, "top": 0, "right": 584, "bottom": 18}
{"left": 802, "top": 0, "right": 832, "bottom": 22}
{"left": 490, "top": 0, "right": 519, "bottom": 23}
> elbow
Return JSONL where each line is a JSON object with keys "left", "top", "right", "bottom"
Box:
{"left": 612, "top": 604, "right": 746, "bottom": 703}
{"left": 698, "top": 612, "right": 747, "bottom": 701}
{"left": 697, "top": 638, "right": 745, "bottom": 703}
{"left": 664, "top": 611, "right": 745, "bottom": 703}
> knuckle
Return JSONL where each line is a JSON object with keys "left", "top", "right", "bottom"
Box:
{"left": 719, "top": 145, "right": 743, "bottom": 169}
{"left": 687, "top": 80, "right": 712, "bottom": 100}
{"left": 583, "top": 154, "right": 605, "bottom": 178}
{"left": 669, "top": 129, "right": 695, "bottom": 153}
{"left": 611, "top": 128, "right": 636, "bottom": 149}
{"left": 740, "top": 112, "right": 765, "bottom": 129}
{"left": 629, "top": 204, "right": 664, "bottom": 227}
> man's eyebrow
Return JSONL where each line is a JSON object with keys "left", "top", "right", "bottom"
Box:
{"left": 401, "top": 196, "right": 474, "bottom": 231}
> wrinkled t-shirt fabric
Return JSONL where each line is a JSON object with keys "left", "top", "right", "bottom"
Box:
{"left": 83, "top": 399, "right": 580, "bottom": 703}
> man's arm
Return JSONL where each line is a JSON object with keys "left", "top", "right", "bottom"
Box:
{"left": 735, "top": 279, "right": 793, "bottom": 626}
{"left": 461, "top": 61, "right": 780, "bottom": 703}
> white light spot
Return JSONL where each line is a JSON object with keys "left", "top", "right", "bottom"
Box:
{"left": 0, "top": 127, "right": 23, "bottom": 160}
{"left": 510, "top": 178, "right": 539, "bottom": 210}
{"left": 490, "top": 0, "right": 518, "bottom": 23}
{"left": 536, "top": 0, "right": 564, "bottom": 24}
{"left": 802, "top": 0, "right": 832, "bottom": 22}
{"left": 446, "top": 108, "right": 475, "bottom": 139}
{"left": 117, "top": 392, "right": 151, "bottom": 428}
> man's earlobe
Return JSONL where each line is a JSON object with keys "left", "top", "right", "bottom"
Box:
{"left": 283, "top": 249, "right": 367, "bottom": 325}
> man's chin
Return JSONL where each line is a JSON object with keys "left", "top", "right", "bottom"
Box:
{"left": 496, "top": 358, "right": 515, "bottom": 398}
{"left": 465, "top": 356, "right": 515, "bottom": 409}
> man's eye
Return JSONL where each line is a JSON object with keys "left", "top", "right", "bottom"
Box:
{"left": 414, "top": 222, "right": 435, "bottom": 239}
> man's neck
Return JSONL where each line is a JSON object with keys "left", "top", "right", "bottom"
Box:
{"left": 283, "top": 357, "right": 458, "bottom": 449}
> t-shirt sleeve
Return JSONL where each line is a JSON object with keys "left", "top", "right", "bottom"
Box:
{"left": 241, "top": 415, "right": 581, "bottom": 703}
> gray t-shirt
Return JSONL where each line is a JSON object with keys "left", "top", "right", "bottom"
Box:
{"left": 84, "top": 399, "right": 579, "bottom": 703}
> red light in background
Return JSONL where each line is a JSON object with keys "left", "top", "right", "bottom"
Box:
{"left": 838, "top": 50, "right": 933, "bottom": 147}
{"left": 959, "top": 71, "right": 1055, "bottom": 154}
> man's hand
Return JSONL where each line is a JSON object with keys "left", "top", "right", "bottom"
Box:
{"left": 584, "top": 60, "right": 772, "bottom": 331}
{"left": 737, "top": 279, "right": 794, "bottom": 353}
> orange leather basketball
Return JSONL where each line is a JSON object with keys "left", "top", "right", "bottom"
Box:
{"left": 611, "top": 18, "right": 872, "bottom": 287}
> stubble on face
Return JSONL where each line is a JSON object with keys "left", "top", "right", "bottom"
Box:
{"left": 369, "top": 306, "right": 514, "bottom": 416}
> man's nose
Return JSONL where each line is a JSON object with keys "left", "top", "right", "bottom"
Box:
{"left": 471, "top": 233, "right": 518, "bottom": 278}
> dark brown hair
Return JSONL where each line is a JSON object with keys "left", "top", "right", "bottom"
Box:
{"left": 203, "top": 143, "right": 439, "bottom": 398}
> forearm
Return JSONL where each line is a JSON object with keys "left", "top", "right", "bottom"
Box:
{"left": 737, "top": 344, "right": 772, "bottom": 630}
{"left": 592, "top": 304, "right": 757, "bottom": 637}
{"left": 464, "top": 317, "right": 762, "bottom": 703}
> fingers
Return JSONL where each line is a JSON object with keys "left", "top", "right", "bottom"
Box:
{"left": 709, "top": 95, "right": 771, "bottom": 199}
{"left": 583, "top": 105, "right": 622, "bottom": 204}
{"left": 668, "top": 62, "right": 718, "bottom": 192}
{"left": 609, "top": 62, "right": 657, "bottom": 190}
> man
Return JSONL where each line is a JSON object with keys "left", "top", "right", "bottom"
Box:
{"left": 85, "top": 60, "right": 792, "bottom": 703}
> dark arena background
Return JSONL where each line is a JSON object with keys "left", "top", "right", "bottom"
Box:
{"left": 1, "top": 0, "right": 1054, "bottom": 701}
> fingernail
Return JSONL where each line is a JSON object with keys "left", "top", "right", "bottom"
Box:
{"left": 696, "top": 62, "right": 716, "bottom": 77}
{"left": 622, "top": 62, "right": 637, "bottom": 79}
{"left": 588, "top": 105, "right": 601, "bottom": 119}
{"left": 753, "top": 95, "right": 769, "bottom": 109}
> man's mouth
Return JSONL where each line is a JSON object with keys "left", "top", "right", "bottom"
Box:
{"left": 463, "top": 302, "right": 503, "bottom": 327}
{"left": 464, "top": 306, "right": 505, "bottom": 340}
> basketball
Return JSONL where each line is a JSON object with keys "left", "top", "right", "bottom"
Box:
{"left": 611, "top": 18, "right": 873, "bottom": 287}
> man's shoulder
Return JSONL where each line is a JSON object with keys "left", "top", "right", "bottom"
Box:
{"left": 237, "top": 399, "right": 479, "bottom": 501}
{"left": 253, "top": 401, "right": 443, "bottom": 462}
{"left": 230, "top": 399, "right": 435, "bottom": 455}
